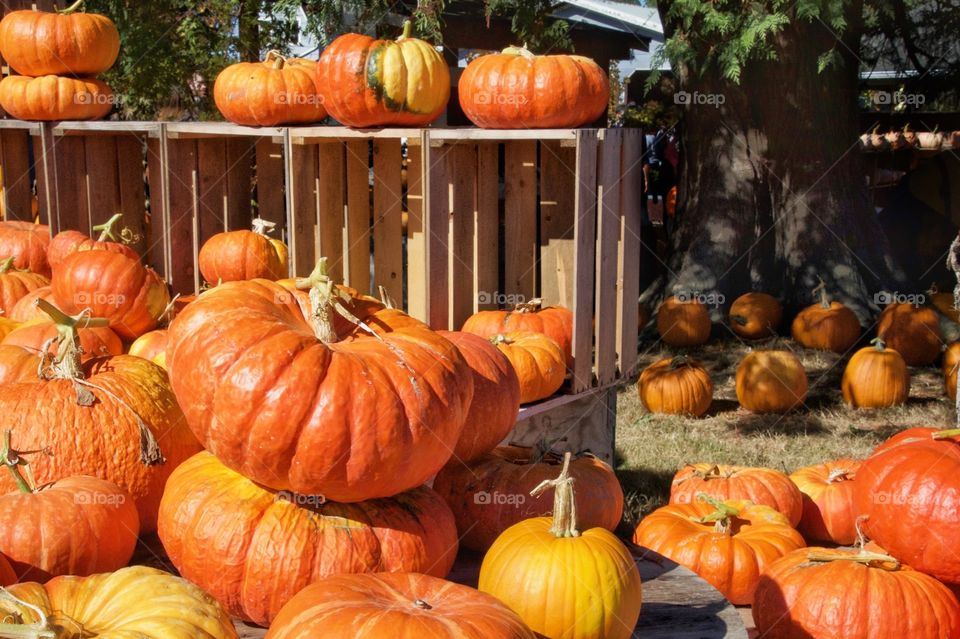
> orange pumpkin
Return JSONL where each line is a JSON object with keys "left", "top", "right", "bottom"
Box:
{"left": 462, "top": 301, "right": 573, "bottom": 366}
{"left": 791, "top": 284, "right": 861, "bottom": 352}
{"left": 0, "top": 317, "right": 19, "bottom": 341}
{"left": 638, "top": 356, "right": 713, "bottom": 416}
{"left": 158, "top": 451, "right": 459, "bottom": 626}
{"left": 931, "top": 289, "right": 960, "bottom": 322}
{"left": 841, "top": 338, "right": 909, "bottom": 407}
{"left": 439, "top": 331, "right": 520, "bottom": 463}
{"left": 317, "top": 21, "right": 450, "bottom": 128}
{"left": 0, "top": 344, "right": 38, "bottom": 384}
{"left": 0, "top": 75, "right": 113, "bottom": 121}
{"left": 489, "top": 331, "right": 566, "bottom": 403}
{"left": 0, "top": 1, "right": 119, "bottom": 76}
{"left": 198, "top": 220, "right": 288, "bottom": 284}
{"left": 2, "top": 316, "right": 123, "bottom": 363}
{"left": 266, "top": 573, "right": 537, "bottom": 639}
{"left": 656, "top": 296, "right": 711, "bottom": 347}
{"left": 458, "top": 47, "right": 608, "bottom": 129}
{"left": 46, "top": 213, "right": 139, "bottom": 271}
{"left": 214, "top": 52, "right": 325, "bottom": 126}
{"left": 0, "top": 221, "right": 50, "bottom": 276}
{"left": 671, "top": 463, "right": 803, "bottom": 526}
{"left": 0, "top": 257, "right": 48, "bottom": 315}
{"left": 735, "top": 350, "right": 808, "bottom": 413}
{"left": 729, "top": 292, "right": 782, "bottom": 339}
{"left": 128, "top": 329, "right": 167, "bottom": 368}
{"left": 634, "top": 496, "right": 805, "bottom": 605}
{"left": 789, "top": 459, "right": 861, "bottom": 545}
{"left": 877, "top": 302, "right": 943, "bottom": 366}
{"left": 7, "top": 286, "right": 53, "bottom": 322}
{"left": 944, "top": 341, "right": 960, "bottom": 399}
{"left": 432, "top": 445, "right": 623, "bottom": 551}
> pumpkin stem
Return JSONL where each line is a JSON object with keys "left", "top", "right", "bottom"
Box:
{"left": 530, "top": 451, "right": 579, "bottom": 538}
{"left": 378, "top": 285, "right": 397, "bottom": 310}
{"left": 0, "top": 587, "right": 57, "bottom": 638}
{"left": 251, "top": 217, "right": 277, "bottom": 236}
{"left": 489, "top": 333, "right": 513, "bottom": 346}
{"left": 412, "top": 599, "right": 432, "bottom": 610}
{"left": 730, "top": 314, "right": 749, "bottom": 326}
{"left": 669, "top": 355, "right": 692, "bottom": 369}
{"left": 398, "top": 19, "right": 413, "bottom": 40}
{"left": 932, "top": 428, "right": 960, "bottom": 439}
{"left": 690, "top": 493, "right": 740, "bottom": 534}
{"left": 0, "top": 431, "right": 44, "bottom": 495}
{"left": 92, "top": 213, "right": 127, "bottom": 243}
{"left": 0, "top": 258, "right": 14, "bottom": 274}
{"left": 513, "top": 298, "right": 543, "bottom": 313}
{"left": 826, "top": 467, "right": 853, "bottom": 483}
{"left": 57, "top": 0, "right": 85, "bottom": 14}
{"left": 34, "top": 299, "right": 108, "bottom": 381}
{"left": 296, "top": 258, "right": 383, "bottom": 344}
{"left": 870, "top": 337, "right": 886, "bottom": 351}
{"left": 264, "top": 50, "right": 286, "bottom": 70}
{"left": 812, "top": 277, "right": 830, "bottom": 309}
{"left": 807, "top": 520, "right": 901, "bottom": 570}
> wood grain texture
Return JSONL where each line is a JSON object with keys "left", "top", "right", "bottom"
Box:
{"left": 165, "top": 138, "right": 199, "bottom": 293}
{"left": 52, "top": 134, "right": 89, "bottom": 235}
{"left": 285, "top": 141, "right": 318, "bottom": 277}
{"left": 503, "top": 140, "right": 537, "bottom": 300}
{"left": 617, "top": 129, "right": 643, "bottom": 378}
{"left": 254, "top": 140, "right": 285, "bottom": 229}
{"left": 448, "top": 143, "right": 476, "bottom": 329}
{"left": 115, "top": 135, "right": 148, "bottom": 258}
{"left": 0, "top": 130, "right": 33, "bottom": 221}
{"left": 372, "top": 139, "right": 403, "bottom": 305}
{"left": 406, "top": 143, "right": 426, "bottom": 321}
{"left": 595, "top": 129, "right": 622, "bottom": 385}
{"left": 224, "top": 137, "right": 253, "bottom": 231}
{"left": 572, "top": 131, "right": 599, "bottom": 392}
{"left": 475, "top": 143, "right": 499, "bottom": 313}
{"left": 344, "top": 140, "right": 371, "bottom": 294}
{"left": 540, "top": 140, "right": 577, "bottom": 309}
{"left": 145, "top": 135, "right": 167, "bottom": 276}
{"left": 424, "top": 132, "right": 450, "bottom": 329}
{"left": 317, "top": 142, "right": 345, "bottom": 282}
{"left": 197, "top": 138, "right": 228, "bottom": 244}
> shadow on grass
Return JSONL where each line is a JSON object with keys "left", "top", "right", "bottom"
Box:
{"left": 612, "top": 463, "right": 676, "bottom": 533}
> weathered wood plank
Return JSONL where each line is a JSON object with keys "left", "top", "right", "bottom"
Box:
{"left": 52, "top": 134, "right": 89, "bottom": 235}
{"left": 165, "top": 138, "right": 199, "bottom": 293}
{"left": 344, "top": 140, "right": 371, "bottom": 294}
{"left": 448, "top": 143, "right": 476, "bottom": 328}
{"left": 285, "top": 141, "right": 318, "bottom": 278}
{"left": 503, "top": 140, "right": 537, "bottom": 301}
{"left": 571, "top": 131, "right": 599, "bottom": 392}
{"left": 406, "top": 143, "right": 426, "bottom": 321}
{"left": 475, "top": 142, "right": 499, "bottom": 313}
{"left": 316, "top": 142, "right": 345, "bottom": 282}
{"left": 32, "top": 133, "right": 50, "bottom": 225}
{"left": 224, "top": 137, "right": 253, "bottom": 231}
{"left": 83, "top": 136, "right": 120, "bottom": 233}
{"left": 423, "top": 131, "right": 450, "bottom": 329}
{"left": 196, "top": 138, "right": 228, "bottom": 244}
{"left": 115, "top": 135, "right": 147, "bottom": 258}
{"left": 254, "top": 139, "right": 285, "bottom": 229}
{"left": 372, "top": 138, "right": 403, "bottom": 305}
{"left": 0, "top": 130, "right": 33, "bottom": 221}
{"left": 145, "top": 134, "right": 167, "bottom": 276}
{"left": 507, "top": 387, "right": 615, "bottom": 462}
{"left": 539, "top": 140, "right": 577, "bottom": 309}
{"left": 617, "top": 129, "right": 643, "bottom": 378}
{"left": 595, "top": 129, "right": 622, "bottom": 385}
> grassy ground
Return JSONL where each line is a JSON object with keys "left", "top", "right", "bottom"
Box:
{"left": 613, "top": 336, "right": 954, "bottom": 532}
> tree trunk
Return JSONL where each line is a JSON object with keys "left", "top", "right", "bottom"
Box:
{"left": 238, "top": 0, "right": 262, "bottom": 62}
{"left": 650, "top": 1, "right": 906, "bottom": 323}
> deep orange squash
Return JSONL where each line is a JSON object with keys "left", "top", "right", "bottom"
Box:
{"left": 791, "top": 283, "right": 861, "bottom": 353}
{"left": 841, "top": 338, "right": 909, "bottom": 407}
{"left": 0, "top": 344, "right": 39, "bottom": 384}
{"left": 638, "top": 356, "right": 713, "bottom": 416}
{"left": 945, "top": 341, "right": 960, "bottom": 399}
{"left": 47, "top": 213, "right": 139, "bottom": 270}
{"left": 656, "top": 296, "right": 711, "bottom": 347}
{"left": 198, "top": 220, "right": 288, "bottom": 284}
{"left": 671, "top": 463, "right": 803, "bottom": 526}
{"left": 729, "top": 292, "right": 782, "bottom": 339}
{"left": 877, "top": 302, "right": 942, "bottom": 366}
{"left": 0, "top": 257, "right": 48, "bottom": 315}
{"left": 2, "top": 317, "right": 122, "bottom": 363}
{"left": 790, "top": 459, "right": 861, "bottom": 545}
{"left": 735, "top": 350, "right": 808, "bottom": 413}
{"left": 214, "top": 52, "right": 325, "bottom": 126}
{"left": 489, "top": 331, "right": 566, "bottom": 404}
{"left": 128, "top": 329, "right": 167, "bottom": 368}
{"left": 462, "top": 300, "right": 573, "bottom": 366}
{"left": 0, "top": 221, "right": 50, "bottom": 276}
{"left": 0, "top": 75, "right": 114, "bottom": 121}
{"left": 6, "top": 286, "right": 53, "bottom": 322}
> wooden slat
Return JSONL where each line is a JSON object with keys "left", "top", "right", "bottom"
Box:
{"left": 165, "top": 138, "right": 199, "bottom": 293}
{"left": 571, "top": 131, "right": 599, "bottom": 392}
{"left": 372, "top": 139, "right": 403, "bottom": 305}
{"left": 344, "top": 140, "right": 370, "bottom": 294}
{"left": 316, "top": 142, "right": 344, "bottom": 282}
{"left": 595, "top": 129, "right": 622, "bottom": 385}
{"left": 197, "top": 138, "right": 228, "bottom": 244}
{"left": 406, "top": 143, "right": 426, "bottom": 321}
{"left": 503, "top": 140, "right": 537, "bottom": 301}
{"left": 285, "top": 141, "right": 318, "bottom": 278}
{"left": 424, "top": 131, "right": 450, "bottom": 329}
{"left": 0, "top": 130, "right": 33, "bottom": 221}
{"left": 31, "top": 134, "right": 50, "bottom": 225}
{"left": 83, "top": 136, "right": 120, "bottom": 231}
{"left": 475, "top": 143, "right": 499, "bottom": 313}
{"left": 115, "top": 135, "right": 147, "bottom": 258}
{"left": 52, "top": 134, "right": 90, "bottom": 235}
{"left": 539, "top": 140, "right": 577, "bottom": 309}
{"left": 617, "top": 129, "right": 643, "bottom": 378}
{"left": 224, "top": 137, "right": 253, "bottom": 231}
{"left": 145, "top": 134, "right": 167, "bottom": 276}
{"left": 448, "top": 143, "right": 476, "bottom": 328}
{"left": 254, "top": 140, "right": 285, "bottom": 230}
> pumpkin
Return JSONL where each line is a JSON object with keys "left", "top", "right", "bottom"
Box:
{"left": 841, "top": 338, "right": 909, "bottom": 407}
{"left": 930, "top": 288, "right": 959, "bottom": 322}
{"left": 791, "top": 283, "right": 861, "bottom": 352}
{"left": 317, "top": 20, "right": 450, "bottom": 128}
{"left": 753, "top": 546, "right": 960, "bottom": 638}
{"left": 0, "top": 317, "right": 19, "bottom": 341}
{"left": 462, "top": 300, "right": 573, "bottom": 366}
{"left": 656, "top": 296, "right": 711, "bottom": 347}
{"left": 198, "top": 219, "right": 288, "bottom": 284}
{"left": 214, "top": 52, "right": 325, "bottom": 126}
{"left": 0, "top": 221, "right": 50, "bottom": 276}
{"left": 638, "top": 355, "right": 713, "bottom": 416}
{"left": 51, "top": 248, "right": 170, "bottom": 340}
{"left": 47, "top": 213, "right": 139, "bottom": 270}
{"left": 789, "top": 459, "right": 861, "bottom": 544}
{"left": 432, "top": 444, "right": 623, "bottom": 552}
{"left": 634, "top": 496, "right": 805, "bottom": 605}
{"left": 0, "top": 257, "right": 48, "bottom": 314}
{"left": 854, "top": 427, "right": 960, "bottom": 583}
{"left": 266, "top": 572, "right": 537, "bottom": 639}
{"left": 439, "top": 331, "right": 520, "bottom": 463}
{"left": 478, "top": 453, "right": 642, "bottom": 639}
{"left": 728, "top": 292, "right": 782, "bottom": 339}
{"left": 0, "top": 75, "right": 113, "bottom": 121}
{"left": 871, "top": 425, "right": 953, "bottom": 455}
{"left": 166, "top": 259, "right": 473, "bottom": 502}
{"left": 489, "top": 331, "right": 566, "bottom": 403}
{"left": 2, "top": 315, "right": 123, "bottom": 363}
{"left": 0, "top": 0, "right": 119, "bottom": 77}
{"left": 128, "top": 328, "right": 168, "bottom": 368}
{"left": 0, "top": 430, "right": 138, "bottom": 581}
{"left": 6, "top": 286, "right": 53, "bottom": 322}
{"left": 0, "top": 344, "right": 38, "bottom": 384}
{"left": 671, "top": 463, "right": 803, "bottom": 526}
{"left": 945, "top": 342, "right": 960, "bottom": 399}
{"left": 0, "top": 566, "right": 238, "bottom": 639}
{"left": 458, "top": 46, "right": 608, "bottom": 129}
{"left": 158, "top": 451, "right": 459, "bottom": 626}
{"left": 735, "top": 350, "right": 807, "bottom": 413}
{"left": 877, "top": 302, "right": 942, "bottom": 366}
{"left": 0, "top": 301, "right": 200, "bottom": 532}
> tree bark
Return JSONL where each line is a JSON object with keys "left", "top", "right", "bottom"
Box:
{"left": 649, "top": 1, "right": 906, "bottom": 323}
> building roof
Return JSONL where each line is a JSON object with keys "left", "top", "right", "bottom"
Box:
{"left": 554, "top": 0, "right": 663, "bottom": 41}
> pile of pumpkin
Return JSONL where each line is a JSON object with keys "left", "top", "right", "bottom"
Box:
{"left": 0, "top": 217, "right": 646, "bottom": 638}
{"left": 641, "top": 287, "right": 957, "bottom": 416}
{"left": 633, "top": 430, "right": 960, "bottom": 637}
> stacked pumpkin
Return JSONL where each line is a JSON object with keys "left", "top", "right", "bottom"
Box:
{"left": 0, "top": 1, "right": 119, "bottom": 121}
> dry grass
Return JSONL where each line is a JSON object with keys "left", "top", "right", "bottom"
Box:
{"left": 613, "top": 337, "right": 954, "bottom": 532}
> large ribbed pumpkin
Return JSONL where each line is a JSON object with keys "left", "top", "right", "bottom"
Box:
{"left": 0, "top": 1, "right": 119, "bottom": 77}
{"left": 439, "top": 331, "right": 520, "bottom": 462}
{"left": 790, "top": 459, "right": 861, "bottom": 545}
{"left": 0, "top": 75, "right": 113, "bottom": 121}
{"left": 634, "top": 497, "right": 805, "bottom": 605}
{"left": 158, "top": 451, "right": 459, "bottom": 626}
{"left": 729, "top": 292, "right": 782, "bottom": 339}
{"left": 638, "top": 355, "right": 713, "bottom": 416}
{"left": 462, "top": 301, "right": 573, "bottom": 366}
{"left": 128, "top": 328, "right": 167, "bottom": 368}
{"left": 459, "top": 47, "right": 608, "bottom": 129}
{"left": 841, "top": 338, "right": 909, "bottom": 407}
{"left": 46, "top": 213, "right": 139, "bottom": 270}
{"left": 671, "top": 463, "right": 803, "bottom": 526}
{"left": 51, "top": 248, "right": 170, "bottom": 340}
{"left": 214, "top": 52, "right": 325, "bottom": 126}
{"left": 266, "top": 573, "right": 537, "bottom": 639}
{"left": 753, "top": 546, "right": 960, "bottom": 638}
{"left": 2, "top": 316, "right": 122, "bottom": 363}
{"left": 166, "top": 259, "right": 473, "bottom": 502}
{"left": 198, "top": 220, "right": 288, "bottom": 283}
{"left": 432, "top": 445, "right": 623, "bottom": 552}
{"left": 877, "top": 302, "right": 943, "bottom": 366}
{"left": 0, "top": 221, "right": 50, "bottom": 276}
{"left": 489, "top": 331, "right": 566, "bottom": 404}
{"left": 735, "top": 350, "right": 808, "bottom": 413}
{"left": 6, "top": 286, "right": 53, "bottom": 322}
{"left": 317, "top": 21, "right": 450, "bottom": 127}
{"left": 0, "top": 344, "right": 38, "bottom": 384}
{"left": 0, "top": 257, "right": 48, "bottom": 314}
{"left": 0, "top": 566, "right": 238, "bottom": 639}
{"left": 791, "top": 284, "right": 861, "bottom": 353}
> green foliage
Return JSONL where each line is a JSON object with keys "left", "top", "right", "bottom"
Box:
{"left": 483, "top": 0, "right": 572, "bottom": 52}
